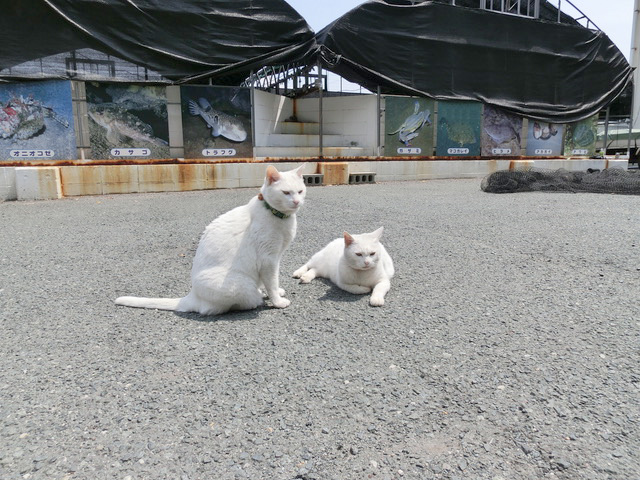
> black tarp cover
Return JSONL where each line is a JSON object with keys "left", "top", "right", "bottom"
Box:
{"left": 0, "top": 0, "right": 316, "bottom": 84}
{"left": 0, "top": 0, "right": 633, "bottom": 122}
{"left": 316, "top": 1, "right": 632, "bottom": 122}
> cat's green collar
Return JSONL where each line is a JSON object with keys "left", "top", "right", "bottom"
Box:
{"left": 262, "top": 198, "right": 289, "bottom": 219}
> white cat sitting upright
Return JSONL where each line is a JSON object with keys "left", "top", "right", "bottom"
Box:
{"left": 116, "top": 165, "right": 306, "bottom": 315}
{"left": 293, "top": 227, "right": 394, "bottom": 306}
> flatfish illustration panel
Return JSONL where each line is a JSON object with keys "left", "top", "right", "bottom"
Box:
{"left": 384, "top": 96, "right": 434, "bottom": 156}
{"left": 525, "top": 120, "right": 565, "bottom": 156}
{"left": 0, "top": 80, "right": 76, "bottom": 161}
{"left": 180, "top": 86, "right": 252, "bottom": 159}
{"left": 85, "top": 83, "right": 169, "bottom": 160}
{"left": 563, "top": 115, "right": 598, "bottom": 157}
{"left": 481, "top": 105, "right": 523, "bottom": 156}
{"left": 436, "top": 101, "right": 482, "bottom": 156}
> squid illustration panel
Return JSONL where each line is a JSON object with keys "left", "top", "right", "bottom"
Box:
{"left": 436, "top": 101, "right": 482, "bottom": 156}
{"left": 85, "top": 83, "right": 169, "bottom": 160}
{"left": 525, "top": 120, "right": 565, "bottom": 156}
{"left": 180, "top": 86, "right": 252, "bottom": 159}
{"left": 481, "top": 105, "right": 523, "bottom": 156}
{"left": 384, "top": 96, "right": 434, "bottom": 156}
{"left": 563, "top": 115, "right": 598, "bottom": 156}
{"left": 0, "top": 80, "right": 76, "bottom": 161}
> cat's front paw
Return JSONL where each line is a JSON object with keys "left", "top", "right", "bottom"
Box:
{"left": 369, "top": 295, "right": 385, "bottom": 307}
{"left": 278, "top": 288, "right": 286, "bottom": 296}
{"left": 292, "top": 266, "right": 306, "bottom": 278}
{"left": 299, "top": 271, "right": 316, "bottom": 283}
{"left": 272, "top": 297, "right": 291, "bottom": 309}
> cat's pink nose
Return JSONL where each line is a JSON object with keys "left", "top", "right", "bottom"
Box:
{"left": 293, "top": 199, "right": 300, "bottom": 206}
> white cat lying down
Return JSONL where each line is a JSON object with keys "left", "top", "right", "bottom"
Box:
{"left": 116, "top": 165, "right": 306, "bottom": 315}
{"left": 293, "top": 227, "right": 394, "bottom": 306}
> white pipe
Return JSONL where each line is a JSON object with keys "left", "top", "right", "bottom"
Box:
{"left": 631, "top": 0, "right": 640, "bottom": 129}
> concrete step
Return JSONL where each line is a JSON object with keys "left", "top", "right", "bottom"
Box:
{"left": 254, "top": 146, "right": 367, "bottom": 158}
{"left": 267, "top": 134, "right": 345, "bottom": 148}
{"left": 279, "top": 122, "right": 320, "bottom": 135}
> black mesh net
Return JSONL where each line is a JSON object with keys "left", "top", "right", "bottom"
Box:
{"left": 481, "top": 168, "right": 640, "bottom": 195}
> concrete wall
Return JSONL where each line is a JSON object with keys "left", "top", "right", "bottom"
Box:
{"left": 166, "top": 86, "right": 185, "bottom": 159}
{"left": 0, "top": 158, "right": 629, "bottom": 201}
{"left": 1, "top": 167, "right": 16, "bottom": 201}
{"left": 296, "top": 95, "right": 378, "bottom": 156}
{"left": 253, "top": 90, "right": 293, "bottom": 146}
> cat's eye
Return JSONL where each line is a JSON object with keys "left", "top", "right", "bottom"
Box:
{"left": 282, "top": 191, "right": 290, "bottom": 195}
{"left": 370, "top": 252, "right": 376, "bottom": 256}
{"left": 298, "top": 190, "right": 303, "bottom": 194}
{"left": 356, "top": 253, "right": 363, "bottom": 256}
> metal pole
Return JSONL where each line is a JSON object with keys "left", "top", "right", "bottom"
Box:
{"left": 250, "top": 72, "right": 256, "bottom": 160}
{"left": 603, "top": 106, "right": 610, "bottom": 155}
{"left": 557, "top": 0, "right": 562, "bottom": 22}
{"left": 376, "top": 86, "right": 381, "bottom": 157}
{"left": 631, "top": 0, "right": 640, "bottom": 130}
{"left": 317, "top": 61, "right": 323, "bottom": 159}
{"left": 628, "top": 110, "right": 633, "bottom": 159}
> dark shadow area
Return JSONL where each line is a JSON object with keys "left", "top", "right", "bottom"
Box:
{"left": 175, "top": 305, "right": 265, "bottom": 323}
{"left": 311, "top": 278, "right": 368, "bottom": 303}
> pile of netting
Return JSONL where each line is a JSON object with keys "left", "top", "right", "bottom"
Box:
{"left": 481, "top": 168, "right": 640, "bottom": 194}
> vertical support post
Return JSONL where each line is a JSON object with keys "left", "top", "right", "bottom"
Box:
{"left": 631, "top": 0, "right": 640, "bottom": 130}
{"left": 317, "top": 61, "right": 323, "bottom": 159}
{"left": 627, "top": 108, "right": 633, "bottom": 159}
{"left": 376, "top": 86, "right": 381, "bottom": 157}
{"left": 557, "top": 0, "right": 562, "bottom": 22}
{"left": 250, "top": 74, "right": 256, "bottom": 161}
{"left": 603, "top": 106, "right": 610, "bottom": 155}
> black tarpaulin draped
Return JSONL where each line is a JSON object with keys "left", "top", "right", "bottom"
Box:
{"left": 0, "top": 0, "right": 632, "bottom": 122}
{"left": 0, "top": 0, "right": 317, "bottom": 83}
{"left": 315, "top": 0, "right": 632, "bottom": 122}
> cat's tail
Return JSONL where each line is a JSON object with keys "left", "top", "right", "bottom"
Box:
{"left": 115, "top": 296, "right": 182, "bottom": 311}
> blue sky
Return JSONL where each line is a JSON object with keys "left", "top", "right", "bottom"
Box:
{"left": 286, "top": 0, "right": 635, "bottom": 59}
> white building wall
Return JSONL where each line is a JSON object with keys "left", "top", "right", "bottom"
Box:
{"left": 253, "top": 89, "right": 293, "bottom": 146}
{"left": 296, "top": 95, "right": 378, "bottom": 155}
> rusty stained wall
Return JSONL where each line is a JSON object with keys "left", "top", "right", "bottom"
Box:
{"left": 58, "top": 162, "right": 311, "bottom": 197}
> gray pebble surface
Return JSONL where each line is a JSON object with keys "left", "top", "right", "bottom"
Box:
{"left": 0, "top": 178, "right": 638, "bottom": 480}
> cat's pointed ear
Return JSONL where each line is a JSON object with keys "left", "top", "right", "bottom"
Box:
{"left": 371, "top": 226, "right": 384, "bottom": 239}
{"left": 344, "top": 232, "right": 355, "bottom": 246}
{"left": 266, "top": 165, "right": 281, "bottom": 184}
{"left": 294, "top": 164, "right": 305, "bottom": 177}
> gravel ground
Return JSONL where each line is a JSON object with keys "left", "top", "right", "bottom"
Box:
{"left": 1, "top": 177, "right": 639, "bottom": 480}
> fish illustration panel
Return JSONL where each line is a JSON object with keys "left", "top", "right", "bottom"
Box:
{"left": 563, "top": 115, "right": 598, "bottom": 156}
{"left": 384, "top": 96, "right": 434, "bottom": 156}
{"left": 85, "top": 83, "right": 169, "bottom": 160}
{"left": 436, "top": 101, "right": 482, "bottom": 156}
{"left": 180, "top": 86, "right": 252, "bottom": 159}
{"left": 481, "top": 105, "right": 523, "bottom": 156}
{"left": 525, "top": 120, "right": 565, "bottom": 156}
{"left": 0, "top": 80, "right": 76, "bottom": 161}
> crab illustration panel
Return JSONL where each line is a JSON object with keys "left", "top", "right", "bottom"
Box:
{"left": 85, "top": 83, "right": 169, "bottom": 160}
{"left": 384, "top": 96, "right": 434, "bottom": 156}
{"left": 563, "top": 115, "right": 598, "bottom": 157}
{"left": 180, "top": 86, "right": 253, "bottom": 159}
{"left": 481, "top": 105, "right": 523, "bottom": 156}
{"left": 525, "top": 120, "right": 565, "bottom": 156}
{"left": 0, "top": 80, "right": 76, "bottom": 161}
{"left": 436, "top": 101, "right": 483, "bottom": 157}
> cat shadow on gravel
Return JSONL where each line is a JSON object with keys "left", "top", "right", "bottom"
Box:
{"left": 174, "top": 307, "right": 263, "bottom": 323}
{"left": 315, "top": 278, "right": 367, "bottom": 303}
